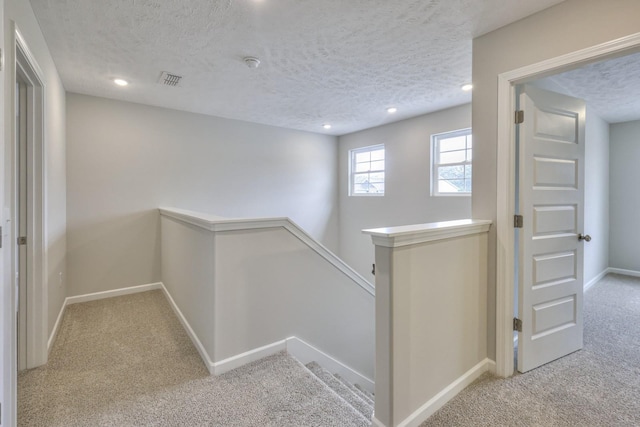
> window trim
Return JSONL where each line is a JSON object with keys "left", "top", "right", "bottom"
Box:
{"left": 431, "top": 128, "right": 472, "bottom": 197}
{"left": 349, "top": 144, "right": 385, "bottom": 197}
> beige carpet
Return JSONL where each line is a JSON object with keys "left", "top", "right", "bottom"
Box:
{"left": 18, "top": 290, "right": 368, "bottom": 426}
{"left": 422, "top": 273, "right": 640, "bottom": 426}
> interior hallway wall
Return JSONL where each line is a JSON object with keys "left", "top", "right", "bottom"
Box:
{"left": 610, "top": 120, "right": 640, "bottom": 272}
{"left": 5, "top": 0, "right": 67, "bottom": 341}
{"left": 473, "top": 0, "right": 640, "bottom": 361}
{"left": 583, "top": 109, "right": 610, "bottom": 283}
{"left": 338, "top": 104, "right": 471, "bottom": 281}
{"left": 66, "top": 93, "right": 338, "bottom": 296}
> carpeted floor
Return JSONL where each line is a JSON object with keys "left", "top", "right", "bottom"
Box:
{"left": 18, "top": 290, "right": 368, "bottom": 426}
{"left": 422, "top": 273, "right": 640, "bottom": 426}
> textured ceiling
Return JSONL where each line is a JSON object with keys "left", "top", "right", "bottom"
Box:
{"left": 30, "top": 0, "right": 564, "bottom": 135}
{"left": 540, "top": 51, "right": 640, "bottom": 124}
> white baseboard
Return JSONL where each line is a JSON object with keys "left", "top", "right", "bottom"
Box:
{"left": 584, "top": 268, "right": 610, "bottom": 292}
{"left": 371, "top": 416, "right": 386, "bottom": 427}
{"left": 608, "top": 267, "right": 640, "bottom": 278}
{"left": 160, "top": 283, "right": 216, "bottom": 374}
{"left": 395, "top": 358, "right": 492, "bottom": 427}
{"left": 213, "top": 340, "right": 287, "bottom": 375}
{"left": 286, "top": 336, "right": 374, "bottom": 393}
{"left": 48, "top": 298, "right": 67, "bottom": 353}
{"left": 66, "top": 282, "right": 162, "bottom": 305}
{"left": 487, "top": 359, "right": 497, "bottom": 374}
{"left": 48, "top": 281, "right": 373, "bottom": 395}
{"left": 48, "top": 282, "right": 163, "bottom": 351}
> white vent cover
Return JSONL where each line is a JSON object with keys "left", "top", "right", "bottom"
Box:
{"left": 158, "top": 71, "right": 182, "bottom": 87}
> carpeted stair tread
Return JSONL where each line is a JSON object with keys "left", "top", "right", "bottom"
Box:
{"left": 334, "top": 373, "right": 374, "bottom": 406}
{"left": 306, "top": 361, "right": 373, "bottom": 420}
{"left": 354, "top": 383, "right": 375, "bottom": 402}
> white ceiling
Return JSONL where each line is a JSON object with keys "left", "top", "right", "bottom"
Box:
{"left": 539, "top": 51, "right": 640, "bottom": 124}
{"left": 30, "top": 0, "right": 564, "bottom": 135}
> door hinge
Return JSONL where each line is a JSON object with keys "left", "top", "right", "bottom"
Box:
{"left": 371, "top": 263, "right": 376, "bottom": 276}
{"left": 514, "top": 215, "right": 523, "bottom": 228}
{"left": 515, "top": 110, "right": 524, "bottom": 124}
{"left": 17, "top": 236, "right": 27, "bottom": 245}
{"left": 513, "top": 317, "right": 523, "bottom": 332}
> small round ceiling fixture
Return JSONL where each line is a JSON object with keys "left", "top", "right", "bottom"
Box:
{"left": 113, "top": 78, "right": 129, "bottom": 87}
{"left": 387, "top": 107, "right": 398, "bottom": 114}
{"left": 244, "top": 57, "right": 261, "bottom": 69}
{"left": 461, "top": 83, "right": 473, "bottom": 91}
{"left": 323, "top": 124, "right": 332, "bottom": 130}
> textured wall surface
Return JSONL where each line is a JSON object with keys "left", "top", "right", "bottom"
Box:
{"left": 66, "top": 93, "right": 338, "bottom": 296}
{"left": 30, "top": 0, "right": 561, "bottom": 135}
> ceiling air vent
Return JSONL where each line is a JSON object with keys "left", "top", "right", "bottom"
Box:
{"left": 158, "top": 71, "right": 182, "bottom": 87}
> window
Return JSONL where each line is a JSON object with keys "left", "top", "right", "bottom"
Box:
{"left": 350, "top": 145, "right": 385, "bottom": 196}
{"left": 431, "top": 129, "right": 472, "bottom": 195}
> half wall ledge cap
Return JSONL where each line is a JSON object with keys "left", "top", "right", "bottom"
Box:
{"left": 362, "top": 219, "right": 492, "bottom": 248}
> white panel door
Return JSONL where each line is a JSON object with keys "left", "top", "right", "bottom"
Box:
{"left": 517, "top": 85, "right": 586, "bottom": 373}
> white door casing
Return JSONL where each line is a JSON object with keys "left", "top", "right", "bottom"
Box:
{"left": 517, "top": 85, "right": 585, "bottom": 373}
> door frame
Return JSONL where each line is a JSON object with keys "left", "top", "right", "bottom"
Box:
{"left": 12, "top": 25, "right": 47, "bottom": 369}
{"left": 495, "top": 32, "right": 640, "bottom": 377}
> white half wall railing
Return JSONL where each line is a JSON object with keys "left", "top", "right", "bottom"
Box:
{"left": 364, "top": 219, "right": 493, "bottom": 427}
{"left": 159, "top": 207, "right": 375, "bottom": 390}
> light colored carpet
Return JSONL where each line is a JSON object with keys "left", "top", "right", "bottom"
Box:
{"left": 18, "top": 290, "right": 369, "bottom": 426}
{"left": 422, "top": 273, "right": 640, "bottom": 426}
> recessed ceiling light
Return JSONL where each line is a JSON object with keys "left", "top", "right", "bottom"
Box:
{"left": 114, "top": 79, "right": 129, "bottom": 87}
{"left": 323, "top": 124, "right": 332, "bottom": 130}
{"left": 387, "top": 107, "right": 398, "bottom": 114}
{"left": 461, "top": 83, "right": 473, "bottom": 91}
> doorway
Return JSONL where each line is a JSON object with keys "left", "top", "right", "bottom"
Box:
{"left": 495, "top": 33, "right": 640, "bottom": 378}
{"left": 14, "top": 28, "right": 47, "bottom": 371}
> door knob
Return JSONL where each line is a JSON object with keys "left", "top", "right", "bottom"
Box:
{"left": 578, "top": 234, "right": 591, "bottom": 242}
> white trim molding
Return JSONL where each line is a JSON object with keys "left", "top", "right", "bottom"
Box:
{"left": 14, "top": 23, "right": 48, "bottom": 371}
{"left": 65, "top": 283, "right": 162, "bottom": 305}
{"left": 584, "top": 269, "right": 610, "bottom": 292}
{"left": 52, "top": 281, "right": 373, "bottom": 392}
{"left": 495, "top": 31, "right": 640, "bottom": 379}
{"left": 608, "top": 268, "right": 640, "bottom": 278}
{"left": 212, "top": 340, "right": 287, "bottom": 376}
{"left": 363, "top": 219, "right": 492, "bottom": 248}
{"left": 159, "top": 207, "right": 374, "bottom": 296}
{"left": 48, "top": 283, "right": 163, "bottom": 352}
{"left": 160, "top": 283, "right": 216, "bottom": 374}
{"left": 391, "top": 359, "right": 493, "bottom": 427}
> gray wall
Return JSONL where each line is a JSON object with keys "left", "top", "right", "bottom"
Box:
{"left": 610, "top": 120, "right": 640, "bottom": 271}
{"left": 338, "top": 104, "right": 472, "bottom": 280}
{"left": 584, "top": 109, "right": 610, "bottom": 283}
{"left": 473, "top": 0, "right": 640, "bottom": 361}
{"left": 66, "top": 94, "right": 338, "bottom": 296}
